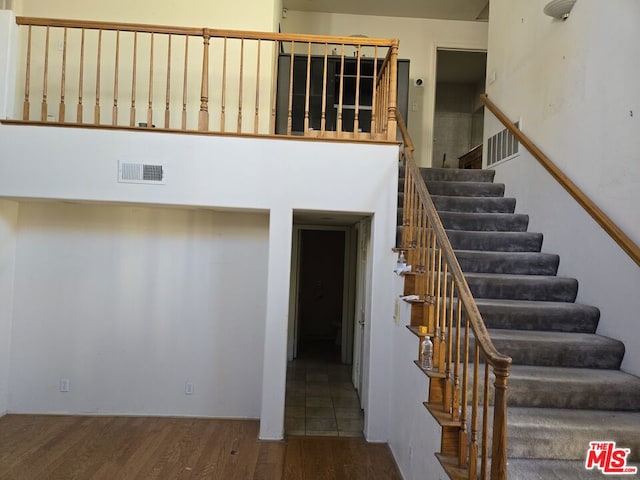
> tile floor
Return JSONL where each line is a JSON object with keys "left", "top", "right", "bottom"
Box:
{"left": 285, "top": 358, "right": 364, "bottom": 437}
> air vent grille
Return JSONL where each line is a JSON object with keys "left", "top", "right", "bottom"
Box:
{"left": 487, "top": 121, "right": 520, "bottom": 167}
{"left": 118, "top": 161, "right": 165, "bottom": 184}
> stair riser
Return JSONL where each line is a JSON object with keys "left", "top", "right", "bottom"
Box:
{"left": 439, "top": 212, "right": 529, "bottom": 232}
{"left": 466, "top": 276, "right": 578, "bottom": 302}
{"left": 456, "top": 251, "right": 559, "bottom": 275}
{"left": 508, "top": 426, "right": 640, "bottom": 461}
{"left": 446, "top": 231, "right": 543, "bottom": 252}
{"left": 418, "top": 167, "right": 496, "bottom": 183}
{"left": 425, "top": 181, "right": 506, "bottom": 198}
{"left": 476, "top": 309, "right": 599, "bottom": 333}
{"left": 431, "top": 196, "right": 516, "bottom": 214}
{"left": 471, "top": 338, "right": 624, "bottom": 369}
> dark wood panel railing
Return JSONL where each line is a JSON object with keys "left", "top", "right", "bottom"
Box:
{"left": 396, "top": 112, "right": 511, "bottom": 479}
{"left": 481, "top": 94, "right": 640, "bottom": 268}
{"left": 12, "top": 16, "right": 399, "bottom": 141}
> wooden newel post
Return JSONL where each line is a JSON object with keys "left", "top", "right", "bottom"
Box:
{"left": 490, "top": 362, "right": 510, "bottom": 480}
{"left": 199, "top": 30, "right": 210, "bottom": 131}
{"left": 386, "top": 40, "right": 399, "bottom": 141}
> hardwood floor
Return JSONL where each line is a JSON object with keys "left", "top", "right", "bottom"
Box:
{"left": 0, "top": 415, "right": 402, "bottom": 479}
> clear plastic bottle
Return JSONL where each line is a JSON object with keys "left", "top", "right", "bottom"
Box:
{"left": 396, "top": 251, "right": 407, "bottom": 273}
{"left": 420, "top": 335, "right": 433, "bottom": 370}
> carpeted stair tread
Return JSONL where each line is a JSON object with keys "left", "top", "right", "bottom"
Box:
{"left": 439, "top": 211, "right": 529, "bottom": 232}
{"left": 485, "top": 329, "right": 624, "bottom": 369}
{"left": 425, "top": 180, "right": 505, "bottom": 197}
{"left": 507, "top": 459, "right": 640, "bottom": 479}
{"left": 431, "top": 195, "right": 516, "bottom": 213}
{"left": 446, "top": 230, "right": 544, "bottom": 252}
{"left": 474, "top": 298, "right": 600, "bottom": 333}
{"left": 507, "top": 407, "right": 640, "bottom": 461}
{"left": 506, "top": 365, "right": 640, "bottom": 410}
{"left": 455, "top": 250, "right": 559, "bottom": 275}
{"left": 465, "top": 272, "right": 578, "bottom": 302}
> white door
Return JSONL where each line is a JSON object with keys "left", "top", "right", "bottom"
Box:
{"left": 352, "top": 219, "right": 370, "bottom": 400}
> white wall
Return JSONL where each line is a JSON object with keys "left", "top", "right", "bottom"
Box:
{"left": 15, "top": 0, "right": 280, "bottom": 31}
{"left": 0, "top": 124, "right": 398, "bottom": 439}
{"left": 9, "top": 203, "right": 269, "bottom": 417}
{"left": 485, "top": 0, "right": 640, "bottom": 374}
{"left": 388, "top": 276, "right": 447, "bottom": 480}
{"left": 281, "top": 11, "right": 488, "bottom": 167}
{"left": 0, "top": 200, "right": 18, "bottom": 415}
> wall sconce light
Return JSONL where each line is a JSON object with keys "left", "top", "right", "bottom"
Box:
{"left": 544, "top": 0, "right": 577, "bottom": 20}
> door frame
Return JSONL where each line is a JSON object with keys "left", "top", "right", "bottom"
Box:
{"left": 428, "top": 42, "right": 488, "bottom": 167}
{"left": 287, "top": 224, "right": 357, "bottom": 364}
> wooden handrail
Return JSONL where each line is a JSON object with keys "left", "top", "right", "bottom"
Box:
{"left": 481, "top": 93, "right": 640, "bottom": 268}
{"left": 16, "top": 17, "right": 396, "bottom": 46}
{"left": 396, "top": 109, "right": 511, "bottom": 479}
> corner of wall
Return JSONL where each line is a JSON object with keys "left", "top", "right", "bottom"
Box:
{"left": 0, "top": 199, "right": 19, "bottom": 415}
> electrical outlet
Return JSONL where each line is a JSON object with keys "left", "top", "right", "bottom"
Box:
{"left": 60, "top": 378, "right": 70, "bottom": 392}
{"left": 185, "top": 382, "right": 194, "bottom": 395}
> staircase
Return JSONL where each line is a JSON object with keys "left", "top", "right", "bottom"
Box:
{"left": 398, "top": 167, "right": 640, "bottom": 479}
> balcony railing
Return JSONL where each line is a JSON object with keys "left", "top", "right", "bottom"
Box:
{"left": 13, "top": 16, "right": 399, "bottom": 141}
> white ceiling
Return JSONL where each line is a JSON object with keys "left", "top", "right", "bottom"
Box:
{"left": 283, "top": 0, "right": 489, "bottom": 21}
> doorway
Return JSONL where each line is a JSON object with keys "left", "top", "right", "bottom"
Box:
{"left": 285, "top": 222, "right": 364, "bottom": 436}
{"left": 296, "top": 229, "right": 346, "bottom": 360}
{"left": 432, "top": 49, "right": 487, "bottom": 168}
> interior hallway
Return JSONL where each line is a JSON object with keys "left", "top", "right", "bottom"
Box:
{"left": 285, "top": 340, "right": 364, "bottom": 437}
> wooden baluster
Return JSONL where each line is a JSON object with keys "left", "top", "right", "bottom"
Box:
{"left": 370, "top": 45, "right": 378, "bottom": 135}
{"left": 438, "top": 261, "right": 448, "bottom": 374}
{"left": 286, "top": 40, "right": 294, "bottom": 135}
{"left": 445, "top": 275, "right": 455, "bottom": 413}
{"left": 468, "top": 345, "right": 480, "bottom": 480}
{"left": 220, "top": 37, "right": 227, "bottom": 132}
{"left": 41, "top": 26, "right": 49, "bottom": 122}
{"left": 147, "top": 32, "right": 154, "bottom": 128}
{"left": 130, "top": 32, "right": 137, "bottom": 126}
{"left": 112, "top": 30, "right": 120, "bottom": 126}
{"left": 458, "top": 304, "right": 470, "bottom": 468}
{"left": 386, "top": 40, "right": 399, "bottom": 140}
{"left": 94, "top": 29, "right": 102, "bottom": 125}
{"left": 440, "top": 262, "right": 449, "bottom": 385}
{"left": 417, "top": 203, "right": 425, "bottom": 298}
{"left": 77, "top": 28, "right": 85, "bottom": 123}
{"left": 481, "top": 362, "right": 490, "bottom": 480}
{"left": 434, "top": 248, "right": 443, "bottom": 371}
{"left": 270, "top": 40, "right": 279, "bottom": 134}
{"left": 452, "top": 287, "right": 462, "bottom": 422}
{"left": 254, "top": 39, "right": 261, "bottom": 134}
{"left": 337, "top": 44, "right": 345, "bottom": 135}
{"left": 400, "top": 162, "right": 410, "bottom": 248}
{"left": 237, "top": 38, "right": 244, "bottom": 133}
{"left": 23, "top": 25, "right": 32, "bottom": 120}
{"left": 58, "top": 27, "right": 67, "bottom": 122}
{"left": 165, "top": 34, "right": 172, "bottom": 129}
{"left": 181, "top": 36, "right": 189, "bottom": 130}
{"left": 303, "top": 42, "right": 311, "bottom": 134}
{"left": 320, "top": 43, "right": 328, "bottom": 135}
{"left": 490, "top": 364, "right": 510, "bottom": 479}
{"left": 198, "top": 30, "right": 210, "bottom": 131}
{"left": 353, "top": 44, "right": 361, "bottom": 135}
